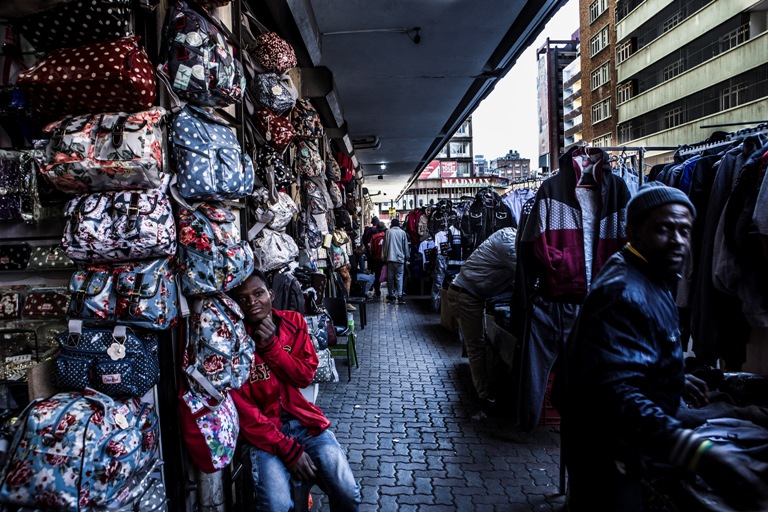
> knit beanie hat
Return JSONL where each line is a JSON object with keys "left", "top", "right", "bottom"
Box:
{"left": 626, "top": 181, "right": 696, "bottom": 226}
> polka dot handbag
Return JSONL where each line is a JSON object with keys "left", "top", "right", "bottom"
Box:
{"left": 16, "top": 36, "right": 156, "bottom": 120}
{"left": 14, "top": 0, "right": 134, "bottom": 54}
{"left": 0, "top": 243, "right": 30, "bottom": 271}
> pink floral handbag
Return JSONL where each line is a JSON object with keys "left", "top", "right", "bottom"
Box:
{"left": 254, "top": 32, "right": 297, "bottom": 74}
{"left": 253, "top": 107, "right": 297, "bottom": 152}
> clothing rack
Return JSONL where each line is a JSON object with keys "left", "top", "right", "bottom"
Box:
{"left": 587, "top": 146, "right": 678, "bottom": 186}
{"left": 678, "top": 123, "right": 768, "bottom": 157}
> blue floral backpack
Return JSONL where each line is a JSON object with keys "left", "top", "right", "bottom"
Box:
{"left": 177, "top": 203, "right": 254, "bottom": 297}
{"left": 0, "top": 390, "right": 159, "bottom": 510}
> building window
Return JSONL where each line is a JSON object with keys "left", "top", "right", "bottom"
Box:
{"left": 589, "top": 0, "right": 609, "bottom": 24}
{"left": 456, "top": 161, "right": 470, "bottom": 176}
{"left": 590, "top": 61, "right": 610, "bottom": 90}
{"left": 662, "top": 9, "right": 686, "bottom": 33}
{"left": 721, "top": 82, "right": 747, "bottom": 110}
{"left": 455, "top": 121, "right": 470, "bottom": 136}
{"left": 616, "top": 81, "right": 633, "bottom": 104}
{"left": 618, "top": 122, "right": 632, "bottom": 143}
{"left": 616, "top": 40, "right": 633, "bottom": 64}
{"left": 720, "top": 25, "right": 749, "bottom": 53}
{"left": 591, "top": 97, "right": 612, "bottom": 124}
{"left": 662, "top": 58, "right": 685, "bottom": 81}
{"left": 590, "top": 26, "right": 609, "bottom": 57}
{"left": 437, "top": 147, "right": 448, "bottom": 158}
{"left": 592, "top": 133, "right": 612, "bottom": 147}
{"left": 664, "top": 106, "right": 684, "bottom": 129}
{"left": 450, "top": 142, "right": 469, "bottom": 157}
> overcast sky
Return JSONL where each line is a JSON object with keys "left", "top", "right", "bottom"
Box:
{"left": 472, "top": 0, "right": 579, "bottom": 165}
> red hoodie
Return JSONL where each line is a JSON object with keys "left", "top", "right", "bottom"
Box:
{"left": 230, "top": 309, "right": 330, "bottom": 467}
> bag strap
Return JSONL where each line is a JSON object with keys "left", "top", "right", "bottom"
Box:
{"left": 155, "top": 65, "right": 185, "bottom": 114}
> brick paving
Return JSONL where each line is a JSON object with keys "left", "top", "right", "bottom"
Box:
{"left": 310, "top": 295, "right": 566, "bottom": 512}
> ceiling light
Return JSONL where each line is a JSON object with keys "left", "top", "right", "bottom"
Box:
{"left": 380, "top": 164, "right": 387, "bottom": 170}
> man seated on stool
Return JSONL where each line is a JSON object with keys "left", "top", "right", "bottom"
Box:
{"left": 350, "top": 244, "right": 375, "bottom": 298}
{"left": 229, "top": 270, "right": 361, "bottom": 512}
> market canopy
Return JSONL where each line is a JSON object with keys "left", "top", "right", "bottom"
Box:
{"left": 250, "top": 0, "right": 567, "bottom": 202}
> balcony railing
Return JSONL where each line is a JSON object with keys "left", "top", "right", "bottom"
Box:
{"left": 616, "top": 0, "right": 645, "bottom": 23}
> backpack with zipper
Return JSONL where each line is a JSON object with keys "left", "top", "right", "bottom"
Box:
{"left": 370, "top": 231, "right": 385, "bottom": 262}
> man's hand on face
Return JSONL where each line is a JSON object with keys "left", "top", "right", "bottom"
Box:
{"left": 290, "top": 452, "right": 317, "bottom": 481}
{"left": 254, "top": 315, "right": 276, "bottom": 347}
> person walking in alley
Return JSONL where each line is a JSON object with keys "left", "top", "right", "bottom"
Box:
{"left": 382, "top": 217, "right": 410, "bottom": 304}
{"left": 556, "top": 182, "right": 768, "bottom": 512}
{"left": 368, "top": 222, "right": 387, "bottom": 297}
{"left": 229, "top": 270, "right": 361, "bottom": 512}
{"left": 444, "top": 227, "right": 517, "bottom": 408}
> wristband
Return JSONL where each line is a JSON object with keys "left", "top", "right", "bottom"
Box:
{"left": 688, "top": 440, "right": 714, "bottom": 473}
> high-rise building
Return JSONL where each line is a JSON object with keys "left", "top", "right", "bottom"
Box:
{"left": 563, "top": 35, "right": 583, "bottom": 151}
{"left": 490, "top": 150, "right": 532, "bottom": 182}
{"left": 579, "top": 0, "right": 616, "bottom": 148}
{"left": 614, "top": 0, "right": 768, "bottom": 163}
{"left": 474, "top": 154, "right": 489, "bottom": 176}
{"left": 536, "top": 37, "right": 580, "bottom": 172}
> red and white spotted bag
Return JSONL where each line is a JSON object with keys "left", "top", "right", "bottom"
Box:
{"left": 16, "top": 36, "right": 156, "bottom": 119}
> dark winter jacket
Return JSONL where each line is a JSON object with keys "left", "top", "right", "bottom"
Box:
{"left": 556, "top": 247, "right": 693, "bottom": 479}
{"left": 518, "top": 146, "right": 630, "bottom": 303}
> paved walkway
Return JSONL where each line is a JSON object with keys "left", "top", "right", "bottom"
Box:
{"left": 310, "top": 295, "right": 566, "bottom": 512}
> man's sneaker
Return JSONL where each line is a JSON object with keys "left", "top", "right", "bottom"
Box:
{"left": 386, "top": 295, "right": 395, "bottom": 303}
{"left": 374, "top": 291, "right": 381, "bottom": 297}
{"left": 346, "top": 304, "right": 356, "bottom": 311}
{"left": 397, "top": 297, "right": 406, "bottom": 304}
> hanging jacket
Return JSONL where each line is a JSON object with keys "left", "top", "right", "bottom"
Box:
{"left": 230, "top": 309, "right": 329, "bottom": 468}
{"left": 518, "top": 146, "right": 630, "bottom": 303}
{"left": 460, "top": 188, "right": 515, "bottom": 251}
{"left": 271, "top": 270, "right": 306, "bottom": 314}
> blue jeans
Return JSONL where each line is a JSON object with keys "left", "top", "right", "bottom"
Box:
{"left": 356, "top": 273, "right": 375, "bottom": 295}
{"left": 246, "top": 420, "right": 360, "bottom": 512}
{"left": 386, "top": 262, "right": 404, "bottom": 298}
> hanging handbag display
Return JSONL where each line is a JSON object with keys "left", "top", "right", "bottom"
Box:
{"left": 296, "top": 138, "right": 325, "bottom": 177}
{"left": 254, "top": 32, "right": 297, "bottom": 74}
{"left": 16, "top": 36, "right": 157, "bottom": 119}
{"left": 162, "top": 0, "right": 245, "bottom": 107}
{"left": 170, "top": 105, "right": 255, "bottom": 202}
{"left": 291, "top": 98, "right": 323, "bottom": 139}
{"left": 253, "top": 107, "right": 296, "bottom": 152}
{"left": 179, "top": 385, "right": 239, "bottom": 473}
{"left": 67, "top": 258, "right": 179, "bottom": 330}
{"left": 37, "top": 107, "right": 170, "bottom": 193}
{"left": 252, "top": 72, "right": 298, "bottom": 116}
{"left": 0, "top": 390, "right": 159, "bottom": 510}
{"left": 185, "top": 293, "right": 253, "bottom": 395}
{"left": 251, "top": 228, "right": 299, "bottom": 272}
{"left": 248, "top": 188, "right": 298, "bottom": 233}
{"left": 61, "top": 189, "right": 177, "bottom": 263}
{"left": 20, "top": 287, "right": 70, "bottom": 320}
{"left": 18, "top": 150, "right": 72, "bottom": 225}
{"left": 14, "top": 0, "right": 135, "bottom": 53}
{"left": 255, "top": 145, "right": 296, "bottom": 190}
{"left": 0, "top": 291, "right": 20, "bottom": 320}
{"left": 53, "top": 321, "right": 160, "bottom": 397}
{"left": 0, "top": 244, "right": 31, "bottom": 271}
{"left": 177, "top": 203, "right": 254, "bottom": 297}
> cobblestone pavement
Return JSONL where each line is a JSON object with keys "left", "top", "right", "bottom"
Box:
{"left": 310, "top": 295, "right": 566, "bottom": 512}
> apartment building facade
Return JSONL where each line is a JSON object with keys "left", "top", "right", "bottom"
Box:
{"left": 614, "top": 0, "right": 768, "bottom": 163}
{"left": 490, "top": 150, "right": 532, "bottom": 182}
{"left": 563, "top": 40, "right": 583, "bottom": 150}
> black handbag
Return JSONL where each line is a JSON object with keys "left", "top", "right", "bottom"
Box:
{"left": 0, "top": 244, "right": 30, "bottom": 271}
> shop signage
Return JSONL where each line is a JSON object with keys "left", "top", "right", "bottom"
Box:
{"left": 441, "top": 177, "right": 510, "bottom": 188}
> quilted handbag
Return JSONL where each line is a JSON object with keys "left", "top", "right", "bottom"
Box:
{"left": 16, "top": 36, "right": 157, "bottom": 119}
{"left": 14, "top": 0, "right": 134, "bottom": 53}
{"left": 177, "top": 204, "right": 254, "bottom": 297}
{"left": 67, "top": 258, "right": 178, "bottom": 330}
{"left": 61, "top": 189, "right": 177, "bottom": 263}
{"left": 171, "top": 105, "right": 255, "bottom": 202}
{"left": 291, "top": 98, "right": 323, "bottom": 139}
{"left": 253, "top": 107, "right": 296, "bottom": 152}
{"left": 53, "top": 321, "right": 160, "bottom": 396}
{"left": 252, "top": 228, "right": 299, "bottom": 272}
{"left": 296, "top": 138, "right": 325, "bottom": 177}
{"left": 254, "top": 32, "right": 297, "bottom": 74}
{"left": 0, "top": 150, "right": 22, "bottom": 221}
{"left": 27, "top": 244, "right": 76, "bottom": 270}
{"left": 252, "top": 73, "right": 298, "bottom": 116}
{"left": 179, "top": 386, "right": 239, "bottom": 473}
{"left": 38, "top": 107, "right": 170, "bottom": 193}
{"left": 255, "top": 145, "right": 295, "bottom": 190}
{"left": 163, "top": 0, "right": 245, "bottom": 107}
{"left": 0, "top": 390, "right": 159, "bottom": 510}
{"left": 185, "top": 293, "right": 253, "bottom": 393}
{"left": 21, "top": 288, "right": 70, "bottom": 320}
{"left": 0, "top": 244, "right": 30, "bottom": 270}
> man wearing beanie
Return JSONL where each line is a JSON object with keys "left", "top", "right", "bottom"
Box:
{"left": 555, "top": 181, "right": 768, "bottom": 511}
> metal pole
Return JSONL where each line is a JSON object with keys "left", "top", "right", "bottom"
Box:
{"left": 197, "top": 469, "right": 226, "bottom": 512}
{"left": 638, "top": 149, "right": 644, "bottom": 186}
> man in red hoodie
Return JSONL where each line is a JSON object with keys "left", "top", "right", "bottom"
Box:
{"left": 229, "top": 270, "right": 360, "bottom": 512}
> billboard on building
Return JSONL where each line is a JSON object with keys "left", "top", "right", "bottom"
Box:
{"left": 418, "top": 160, "right": 441, "bottom": 179}
{"left": 440, "top": 161, "right": 458, "bottom": 177}
{"left": 537, "top": 51, "right": 549, "bottom": 162}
